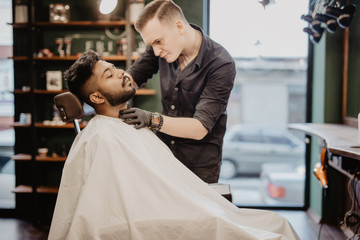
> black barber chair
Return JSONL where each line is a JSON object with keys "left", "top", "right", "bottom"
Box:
{"left": 54, "top": 92, "right": 94, "bottom": 134}
{"left": 53, "top": 92, "right": 232, "bottom": 202}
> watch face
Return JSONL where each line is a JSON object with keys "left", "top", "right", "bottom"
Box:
{"left": 152, "top": 115, "right": 160, "bottom": 125}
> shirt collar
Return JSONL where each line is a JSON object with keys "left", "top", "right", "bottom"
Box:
{"left": 190, "top": 24, "right": 206, "bottom": 70}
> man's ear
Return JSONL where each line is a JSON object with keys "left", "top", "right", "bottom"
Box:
{"left": 89, "top": 91, "right": 105, "bottom": 105}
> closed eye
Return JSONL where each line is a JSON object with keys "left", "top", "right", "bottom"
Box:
{"left": 108, "top": 65, "right": 116, "bottom": 78}
{"left": 102, "top": 64, "right": 116, "bottom": 79}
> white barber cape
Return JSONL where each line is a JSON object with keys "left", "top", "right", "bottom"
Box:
{"left": 48, "top": 115, "right": 299, "bottom": 240}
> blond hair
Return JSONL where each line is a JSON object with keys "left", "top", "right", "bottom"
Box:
{"left": 135, "top": 0, "right": 187, "bottom": 32}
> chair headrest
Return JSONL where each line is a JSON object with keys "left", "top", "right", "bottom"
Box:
{"left": 54, "top": 92, "right": 85, "bottom": 122}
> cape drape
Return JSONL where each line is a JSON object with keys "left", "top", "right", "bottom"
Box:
{"left": 48, "top": 115, "right": 299, "bottom": 240}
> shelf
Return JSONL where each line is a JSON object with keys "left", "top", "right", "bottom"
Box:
{"left": 13, "top": 185, "right": 59, "bottom": 194}
{"left": 8, "top": 22, "right": 28, "bottom": 28}
{"left": 33, "top": 20, "right": 130, "bottom": 27}
{"left": 10, "top": 0, "right": 139, "bottom": 220}
{"left": 12, "top": 185, "right": 32, "bottom": 193}
{"left": 32, "top": 88, "right": 155, "bottom": 95}
{"left": 13, "top": 122, "right": 79, "bottom": 129}
{"left": 34, "top": 89, "right": 67, "bottom": 94}
{"left": 136, "top": 88, "right": 157, "bottom": 95}
{"left": 104, "top": 55, "right": 138, "bottom": 61}
{"left": 37, "top": 186, "right": 59, "bottom": 194}
{"left": 11, "top": 154, "right": 31, "bottom": 161}
{"left": 35, "top": 122, "right": 86, "bottom": 129}
{"left": 36, "top": 155, "right": 66, "bottom": 162}
{"left": 33, "top": 55, "right": 138, "bottom": 61}
{"left": 328, "top": 159, "right": 354, "bottom": 179}
{"left": 9, "top": 56, "right": 29, "bottom": 61}
{"left": 11, "top": 154, "right": 66, "bottom": 162}
{"left": 12, "top": 122, "right": 30, "bottom": 128}
{"left": 13, "top": 89, "right": 31, "bottom": 94}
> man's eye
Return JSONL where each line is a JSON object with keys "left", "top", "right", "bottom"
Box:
{"left": 107, "top": 74, "right": 112, "bottom": 78}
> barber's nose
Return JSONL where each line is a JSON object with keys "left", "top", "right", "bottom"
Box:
{"left": 153, "top": 46, "right": 162, "bottom": 56}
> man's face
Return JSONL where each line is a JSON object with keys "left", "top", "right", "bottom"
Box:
{"left": 92, "top": 60, "right": 136, "bottom": 106}
{"left": 140, "top": 18, "right": 184, "bottom": 63}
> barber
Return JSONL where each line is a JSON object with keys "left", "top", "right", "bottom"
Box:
{"left": 119, "top": 0, "right": 235, "bottom": 183}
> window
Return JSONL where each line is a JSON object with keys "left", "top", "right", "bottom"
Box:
{"left": 0, "top": 0, "right": 14, "bottom": 209}
{"left": 232, "top": 132, "right": 263, "bottom": 143}
{"left": 210, "top": 0, "right": 308, "bottom": 207}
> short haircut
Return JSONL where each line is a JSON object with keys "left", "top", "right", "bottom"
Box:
{"left": 135, "top": 0, "right": 186, "bottom": 32}
{"left": 65, "top": 50, "right": 102, "bottom": 106}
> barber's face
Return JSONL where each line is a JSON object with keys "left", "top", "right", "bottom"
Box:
{"left": 92, "top": 60, "right": 136, "bottom": 106}
{"left": 140, "top": 18, "right": 184, "bottom": 63}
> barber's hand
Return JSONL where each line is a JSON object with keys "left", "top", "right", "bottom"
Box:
{"left": 119, "top": 107, "right": 152, "bottom": 129}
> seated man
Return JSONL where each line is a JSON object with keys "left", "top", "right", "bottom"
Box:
{"left": 48, "top": 50, "right": 299, "bottom": 240}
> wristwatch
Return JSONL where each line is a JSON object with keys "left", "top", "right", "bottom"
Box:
{"left": 150, "top": 112, "right": 163, "bottom": 132}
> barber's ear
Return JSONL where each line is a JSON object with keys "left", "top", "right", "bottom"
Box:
{"left": 89, "top": 92, "right": 105, "bottom": 105}
{"left": 175, "top": 20, "right": 185, "bottom": 35}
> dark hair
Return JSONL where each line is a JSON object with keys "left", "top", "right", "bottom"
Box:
{"left": 65, "top": 50, "right": 102, "bottom": 105}
{"left": 135, "top": 0, "right": 185, "bottom": 32}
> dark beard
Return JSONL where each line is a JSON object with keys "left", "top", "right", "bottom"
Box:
{"left": 100, "top": 86, "right": 136, "bottom": 106}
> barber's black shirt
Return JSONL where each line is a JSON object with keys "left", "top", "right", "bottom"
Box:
{"left": 127, "top": 24, "right": 235, "bottom": 168}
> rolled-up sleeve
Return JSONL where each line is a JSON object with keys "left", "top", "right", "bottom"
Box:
{"left": 194, "top": 59, "right": 235, "bottom": 132}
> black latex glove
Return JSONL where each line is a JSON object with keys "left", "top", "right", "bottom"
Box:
{"left": 119, "top": 107, "right": 152, "bottom": 129}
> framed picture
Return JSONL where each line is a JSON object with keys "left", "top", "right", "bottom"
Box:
{"left": 46, "top": 71, "right": 62, "bottom": 91}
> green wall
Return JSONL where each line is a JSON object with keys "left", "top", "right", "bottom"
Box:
{"left": 346, "top": 1, "right": 360, "bottom": 118}
{"left": 174, "top": 0, "right": 204, "bottom": 27}
{"left": 309, "top": 15, "right": 347, "bottom": 218}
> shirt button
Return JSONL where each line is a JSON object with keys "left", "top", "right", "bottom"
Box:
{"left": 171, "top": 105, "right": 175, "bottom": 110}
{"left": 171, "top": 140, "right": 175, "bottom": 145}
{"left": 174, "top": 87, "right": 178, "bottom": 91}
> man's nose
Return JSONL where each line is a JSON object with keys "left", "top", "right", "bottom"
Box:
{"left": 116, "top": 69, "right": 125, "bottom": 78}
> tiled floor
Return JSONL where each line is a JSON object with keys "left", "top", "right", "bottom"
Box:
{"left": 275, "top": 210, "right": 345, "bottom": 240}
{"left": 0, "top": 210, "right": 346, "bottom": 240}
{"left": 0, "top": 218, "right": 49, "bottom": 240}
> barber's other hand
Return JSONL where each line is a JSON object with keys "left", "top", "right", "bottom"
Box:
{"left": 119, "top": 108, "right": 152, "bottom": 129}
